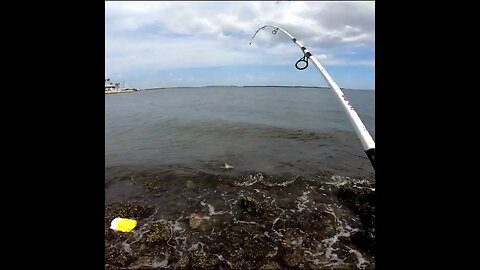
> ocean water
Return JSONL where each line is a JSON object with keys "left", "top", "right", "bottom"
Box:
{"left": 105, "top": 86, "right": 375, "bottom": 269}
{"left": 106, "top": 86, "right": 374, "bottom": 176}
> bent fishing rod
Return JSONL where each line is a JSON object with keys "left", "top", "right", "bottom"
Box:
{"left": 250, "top": 25, "right": 375, "bottom": 169}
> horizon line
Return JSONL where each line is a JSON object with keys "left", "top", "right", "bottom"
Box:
{"left": 141, "top": 85, "right": 375, "bottom": 91}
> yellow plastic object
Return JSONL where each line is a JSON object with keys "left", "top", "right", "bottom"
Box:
{"left": 110, "top": 217, "right": 137, "bottom": 232}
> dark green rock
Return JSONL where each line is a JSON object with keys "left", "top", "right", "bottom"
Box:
{"left": 105, "top": 245, "right": 135, "bottom": 267}
{"left": 144, "top": 222, "right": 172, "bottom": 245}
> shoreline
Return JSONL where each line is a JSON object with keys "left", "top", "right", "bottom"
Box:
{"left": 105, "top": 170, "right": 375, "bottom": 269}
{"left": 142, "top": 86, "right": 375, "bottom": 91}
{"left": 105, "top": 90, "right": 137, "bottom": 95}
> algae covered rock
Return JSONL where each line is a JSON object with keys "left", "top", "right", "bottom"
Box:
{"left": 143, "top": 180, "right": 165, "bottom": 192}
{"left": 239, "top": 196, "right": 270, "bottom": 217}
{"left": 175, "top": 255, "right": 190, "bottom": 268}
{"left": 190, "top": 249, "right": 219, "bottom": 268}
{"left": 336, "top": 182, "right": 375, "bottom": 253}
{"left": 105, "top": 202, "right": 154, "bottom": 226}
{"left": 144, "top": 222, "right": 172, "bottom": 245}
{"left": 259, "top": 260, "right": 281, "bottom": 269}
{"left": 189, "top": 213, "right": 210, "bottom": 231}
{"left": 105, "top": 244, "right": 135, "bottom": 267}
{"left": 283, "top": 249, "right": 307, "bottom": 268}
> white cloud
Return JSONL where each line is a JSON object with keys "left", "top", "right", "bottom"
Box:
{"left": 105, "top": 1, "right": 374, "bottom": 77}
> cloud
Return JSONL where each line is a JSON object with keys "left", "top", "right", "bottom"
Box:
{"left": 105, "top": 1, "right": 374, "bottom": 86}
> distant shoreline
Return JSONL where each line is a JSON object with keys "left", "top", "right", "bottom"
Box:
{"left": 142, "top": 86, "right": 375, "bottom": 91}
{"left": 105, "top": 90, "right": 136, "bottom": 95}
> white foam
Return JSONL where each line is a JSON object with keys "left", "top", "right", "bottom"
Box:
{"left": 188, "top": 242, "right": 205, "bottom": 251}
{"left": 262, "top": 179, "right": 295, "bottom": 187}
{"left": 304, "top": 246, "right": 325, "bottom": 265}
{"left": 131, "top": 255, "right": 170, "bottom": 269}
{"left": 201, "top": 201, "right": 228, "bottom": 216}
{"left": 214, "top": 254, "right": 233, "bottom": 268}
{"left": 266, "top": 247, "right": 278, "bottom": 258}
{"left": 346, "top": 245, "right": 369, "bottom": 269}
{"left": 234, "top": 219, "right": 257, "bottom": 225}
{"left": 233, "top": 173, "right": 264, "bottom": 187}
{"left": 150, "top": 255, "right": 169, "bottom": 268}
{"left": 223, "top": 163, "right": 234, "bottom": 170}
{"left": 321, "top": 204, "right": 360, "bottom": 265}
{"left": 121, "top": 242, "right": 132, "bottom": 255}
{"left": 169, "top": 216, "right": 185, "bottom": 233}
{"left": 127, "top": 213, "right": 157, "bottom": 245}
{"left": 326, "top": 175, "right": 349, "bottom": 187}
{"left": 272, "top": 225, "right": 284, "bottom": 238}
{"left": 174, "top": 235, "right": 188, "bottom": 254}
{"left": 272, "top": 217, "right": 280, "bottom": 229}
{"left": 296, "top": 191, "right": 311, "bottom": 212}
{"left": 290, "top": 237, "right": 303, "bottom": 246}
{"left": 352, "top": 184, "right": 375, "bottom": 192}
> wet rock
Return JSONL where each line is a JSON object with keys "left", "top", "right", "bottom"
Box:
{"left": 242, "top": 261, "right": 257, "bottom": 269}
{"left": 105, "top": 179, "right": 114, "bottom": 189}
{"left": 190, "top": 250, "right": 219, "bottom": 268}
{"left": 105, "top": 225, "right": 135, "bottom": 243}
{"left": 105, "top": 170, "right": 375, "bottom": 269}
{"left": 144, "top": 222, "right": 172, "bottom": 245}
{"left": 291, "top": 212, "right": 336, "bottom": 241}
{"left": 259, "top": 260, "right": 281, "bottom": 269}
{"left": 337, "top": 183, "right": 375, "bottom": 209}
{"left": 283, "top": 249, "right": 307, "bottom": 268}
{"left": 105, "top": 202, "right": 154, "bottom": 226}
{"left": 239, "top": 197, "right": 266, "bottom": 217}
{"left": 335, "top": 182, "right": 375, "bottom": 257}
{"left": 283, "top": 228, "right": 303, "bottom": 246}
{"left": 296, "top": 211, "right": 336, "bottom": 234}
{"left": 229, "top": 258, "right": 246, "bottom": 269}
{"left": 195, "top": 173, "right": 221, "bottom": 188}
{"left": 349, "top": 230, "right": 375, "bottom": 254}
{"left": 231, "top": 224, "right": 244, "bottom": 233}
{"left": 129, "top": 254, "right": 170, "bottom": 269}
{"left": 189, "top": 213, "right": 210, "bottom": 231}
{"left": 105, "top": 244, "right": 135, "bottom": 267}
{"left": 213, "top": 230, "right": 243, "bottom": 250}
{"left": 334, "top": 247, "right": 359, "bottom": 265}
{"left": 239, "top": 236, "right": 272, "bottom": 264}
{"left": 105, "top": 227, "right": 115, "bottom": 241}
{"left": 186, "top": 180, "right": 195, "bottom": 189}
{"left": 216, "top": 183, "right": 230, "bottom": 192}
{"left": 299, "top": 233, "right": 321, "bottom": 251}
{"left": 337, "top": 184, "right": 375, "bottom": 244}
{"left": 212, "top": 230, "right": 271, "bottom": 266}
{"left": 143, "top": 180, "right": 165, "bottom": 192}
{"left": 175, "top": 255, "right": 190, "bottom": 268}
{"left": 275, "top": 197, "right": 297, "bottom": 210}
{"left": 138, "top": 243, "right": 148, "bottom": 253}
{"left": 315, "top": 242, "right": 325, "bottom": 254}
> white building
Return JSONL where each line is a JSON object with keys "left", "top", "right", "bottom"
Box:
{"left": 105, "top": 78, "right": 139, "bottom": 93}
{"left": 105, "top": 84, "right": 117, "bottom": 92}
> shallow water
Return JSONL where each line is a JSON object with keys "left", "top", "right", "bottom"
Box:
{"left": 106, "top": 86, "right": 374, "bottom": 176}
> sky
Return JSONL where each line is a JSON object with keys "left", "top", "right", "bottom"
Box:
{"left": 105, "top": 1, "right": 375, "bottom": 90}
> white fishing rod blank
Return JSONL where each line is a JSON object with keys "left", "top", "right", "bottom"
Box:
{"left": 250, "top": 25, "right": 375, "bottom": 169}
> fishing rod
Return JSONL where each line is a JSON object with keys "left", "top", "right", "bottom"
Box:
{"left": 249, "top": 25, "right": 375, "bottom": 169}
